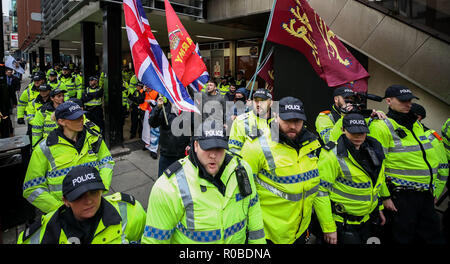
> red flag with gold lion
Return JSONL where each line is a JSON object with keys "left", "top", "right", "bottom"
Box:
{"left": 266, "top": 0, "right": 369, "bottom": 92}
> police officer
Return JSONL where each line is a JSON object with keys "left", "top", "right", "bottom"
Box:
{"left": 315, "top": 87, "right": 356, "bottom": 144}
{"left": 59, "top": 66, "right": 81, "bottom": 99}
{"left": 228, "top": 88, "right": 273, "bottom": 155}
{"left": 240, "top": 96, "right": 321, "bottom": 244}
{"left": 369, "top": 84, "right": 445, "bottom": 244}
{"left": 17, "top": 73, "right": 45, "bottom": 125}
{"left": 30, "top": 88, "right": 67, "bottom": 148}
{"left": 25, "top": 84, "right": 52, "bottom": 123}
{"left": 82, "top": 76, "right": 105, "bottom": 132}
{"left": 23, "top": 101, "right": 114, "bottom": 214}
{"left": 18, "top": 166, "right": 146, "bottom": 244}
{"left": 315, "top": 113, "right": 388, "bottom": 244}
{"left": 142, "top": 120, "right": 265, "bottom": 244}
{"left": 48, "top": 70, "right": 67, "bottom": 99}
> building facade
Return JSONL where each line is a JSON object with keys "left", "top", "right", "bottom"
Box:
{"left": 18, "top": 0, "right": 449, "bottom": 146}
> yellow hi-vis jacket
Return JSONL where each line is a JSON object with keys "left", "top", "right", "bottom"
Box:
{"left": 228, "top": 110, "right": 273, "bottom": 155}
{"left": 315, "top": 105, "right": 343, "bottom": 144}
{"left": 315, "top": 136, "right": 389, "bottom": 233}
{"left": 442, "top": 118, "right": 450, "bottom": 161}
{"left": 23, "top": 123, "right": 114, "bottom": 214}
{"left": 25, "top": 95, "right": 49, "bottom": 123}
{"left": 17, "top": 83, "right": 39, "bottom": 119}
{"left": 17, "top": 193, "right": 146, "bottom": 244}
{"left": 141, "top": 154, "right": 266, "bottom": 244}
{"left": 424, "top": 128, "right": 448, "bottom": 198}
{"left": 240, "top": 127, "right": 321, "bottom": 244}
{"left": 369, "top": 118, "right": 443, "bottom": 197}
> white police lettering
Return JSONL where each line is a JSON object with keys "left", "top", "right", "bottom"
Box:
{"left": 69, "top": 105, "right": 80, "bottom": 112}
{"left": 399, "top": 89, "right": 411, "bottom": 94}
{"left": 205, "top": 130, "right": 223, "bottom": 137}
{"left": 349, "top": 120, "right": 365, "bottom": 125}
{"left": 72, "top": 173, "right": 95, "bottom": 186}
{"left": 344, "top": 89, "right": 353, "bottom": 93}
{"left": 285, "top": 105, "right": 301, "bottom": 111}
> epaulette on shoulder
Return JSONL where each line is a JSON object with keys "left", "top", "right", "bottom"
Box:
{"left": 120, "top": 192, "right": 136, "bottom": 205}
{"left": 323, "top": 141, "right": 336, "bottom": 151}
{"left": 164, "top": 160, "right": 183, "bottom": 178}
{"left": 236, "top": 112, "right": 250, "bottom": 121}
{"left": 22, "top": 219, "right": 42, "bottom": 241}
{"left": 84, "top": 121, "right": 101, "bottom": 136}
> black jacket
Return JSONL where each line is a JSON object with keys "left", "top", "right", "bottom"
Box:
{"left": 149, "top": 103, "right": 192, "bottom": 158}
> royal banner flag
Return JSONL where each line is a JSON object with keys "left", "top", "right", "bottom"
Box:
{"left": 165, "top": 0, "right": 207, "bottom": 87}
{"left": 256, "top": 48, "right": 274, "bottom": 87}
{"left": 266, "top": 0, "right": 369, "bottom": 92}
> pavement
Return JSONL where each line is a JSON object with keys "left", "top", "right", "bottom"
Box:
{"left": 1, "top": 73, "right": 159, "bottom": 244}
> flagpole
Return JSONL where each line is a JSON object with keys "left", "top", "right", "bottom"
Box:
{"left": 249, "top": 0, "right": 277, "bottom": 99}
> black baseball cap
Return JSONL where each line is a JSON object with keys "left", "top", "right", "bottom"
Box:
{"left": 33, "top": 74, "right": 44, "bottom": 81}
{"left": 63, "top": 166, "right": 106, "bottom": 202}
{"left": 194, "top": 120, "right": 228, "bottom": 150}
{"left": 55, "top": 101, "right": 87, "bottom": 120}
{"left": 384, "top": 84, "right": 419, "bottom": 101}
{"left": 50, "top": 88, "right": 67, "bottom": 97}
{"left": 252, "top": 88, "right": 272, "bottom": 100}
{"left": 333, "top": 86, "right": 355, "bottom": 98}
{"left": 49, "top": 70, "right": 58, "bottom": 76}
{"left": 62, "top": 66, "right": 69, "bottom": 71}
{"left": 89, "top": 76, "right": 98, "bottom": 81}
{"left": 343, "top": 113, "right": 370, "bottom": 134}
{"left": 38, "top": 84, "right": 51, "bottom": 91}
{"left": 279, "top": 96, "right": 307, "bottom": 121}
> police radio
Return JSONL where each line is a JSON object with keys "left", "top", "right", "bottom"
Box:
{"left": 236, "top": 159, "right": 252, "bottom": 198}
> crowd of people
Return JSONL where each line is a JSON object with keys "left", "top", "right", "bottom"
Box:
{"left": 3, "top": 62, "right": 448, "bottom": 245}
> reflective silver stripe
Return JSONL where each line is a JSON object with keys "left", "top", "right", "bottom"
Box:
{"left": 175, "top": 167, "right": 195, "bottom": 230}
{"left": 328, "top": 113, "right": 335, "bottom": 124}
{"left": 248, "top": 228, "right": 265, "bottom": 240}
{"left": 255, "top": 175, "right": 302, "bottom": 202}
{"left": 305, "top": 185, "right": 319, "bottom": 198}
{"left": 388, "top": 143, "right": 433, "bottom": 153}
{"left": 39, "top": 140, "right": 56, "bottom": 171}
{"left": 48, "top": 183, "right": 62, "bottom": 192}
{"left": 384, "top": 119, "right": 402, "bottom": 148}
{"left": 26, "top": 187, "right": 48, "bottom": 204}
{"left": 385, "top": 167, "right": 438, "bottom": 176}
{"left": 437, "top": 174, "right": 448, "bottom": 181}
{"left": 317, "top": 190, "right": 329, "bottom": 197}
{"left": 258, "top": 134, "right": 276, "bottom": 175}
{"left": 99, "top": 163, "right": 114, "bottom": 170}
{"left": 118, "top": 202, "right": 128, "bottom": 244}
{"left": 329, "top": 186, "right": 372, "bottom": 202}
{"left": 29, "top": 228, "right": 41, "bottom": 244}
{"left": 333, "top": 148, "right": 352, "bottom": 181}
{"left": 32, "top": 132, "right": 42, "bottom": 137}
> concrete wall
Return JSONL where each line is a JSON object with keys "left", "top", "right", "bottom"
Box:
{"left": 207, "top": 0, "right": 274, "bottom": 22}
{"left": 367, "top": 59, "right": 450, "bottom": 133}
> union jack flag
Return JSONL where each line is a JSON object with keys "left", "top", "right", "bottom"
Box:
{"left": 123, "top": 0, "right": 199, "bottom": 113}
{"left": 189, "top": 43, "right": 210, "bottom": 92}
